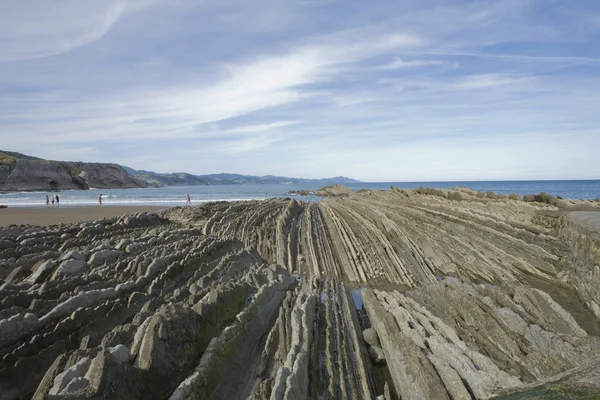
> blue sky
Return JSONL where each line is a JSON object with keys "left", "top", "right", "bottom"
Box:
{"left": 1, "top": 0, "right": 599, "bottom": 181}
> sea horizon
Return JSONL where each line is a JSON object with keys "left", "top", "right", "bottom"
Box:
{"left": 2, "top": 179, "right": 599, "bottom": 208}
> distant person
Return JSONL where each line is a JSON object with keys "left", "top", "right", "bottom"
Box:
{"left": 98, "top": 194, "right": 103, "bottom": 207}
{"left": 56, "top": 194, "right": 60, "bottom": 208}
{"left": 51, "top": 195, "right": 55, "bottom": 207}
{"left": 186, "top": 194, "right": 191, "bottom": 206}
{"left": 46, "top": 194, "right": 50, "bottom": 207}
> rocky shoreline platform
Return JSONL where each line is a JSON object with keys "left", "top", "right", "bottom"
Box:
{"left": 287, "top": 184, "right": 355, "bottom": 197}
{"left": 1, "top": 186, "right": 600, "bottom": 399}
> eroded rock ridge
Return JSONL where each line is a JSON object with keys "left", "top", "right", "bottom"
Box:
{"left": 1, "top": 187, "right": 600, "bottom": 399}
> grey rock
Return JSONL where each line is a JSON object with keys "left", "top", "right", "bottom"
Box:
{"left": 0, "top": 239, "right": 16, "bottom": 250}
{"left": 363, "top": 327, "right": 380, "bottom": 347}
{"left": 52, "top": 259, "right": 87, "bottom": 279}
{"left": 0, "top": 312, "right": 41, "bottom": 348}
{"left": 5, "top": 265, "right": 30, "bottom": 284}
{"left": 130, "top": 316, "right": 153, "bottom": 359}
{"left": 20, "top": 237, "right": 45, "bottom": 246}
{"left": 497, "top": 307, "right": 528, "bottom": 336}
{"left": 2, "top": 192, "right": 600, "bottom": 400}
{"left": 128, "top": 292, "right": 149, "bottom": 307}
{"left": 41, "top": 288, "right": 118, "bottom": 322}
{"left": 115, "top": 239, "right": 131, "bottom": 250}
{"left": 89, "top": 249, "right": 122, "bottom": 266}
{"left": 108, "top": 344, "right": 131, "bottom": 363}
{"left": 27, "top": 260, "right": 57, "bottom": 283}
{"left": 49, "top": 357, "right": 92, "bottom": 395}
{"left": 427, "top": 354, "right": 472, "bottom": 400}
{"left": 384, "top": 381, "right": 391, "bottom": 400}
{"left": 368, "top": 346, "right": 386, "bottom": 363}
{"left": 59, "top": 250, "right": 88, "bottom": 262}
{"left": 116, "top": 280, "right": 135, "bottom": 293}
{"left": 59, "top": 377, "right": 89, "bottom": 395}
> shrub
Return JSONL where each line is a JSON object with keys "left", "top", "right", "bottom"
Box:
{"left": 535, "top": 192, "right": 556, "bottom": 204}
{"left": 523, "top": 194, "right": 535, "bottom": 202}
{"left": 485, "top": 191, "right": 497, "bottom": 199}
{"left": 508, "top": 193, "right": 521, "bottom": 201}
{"left": 0, "top": 152, "right": 17, "bottom": 172}
{"left": 415, "top": 186, "right": 447, "bottom": 198}
{"left": 70, "top": 168, "right": 83, "bottom": 176}
{"left": 523, "top": 192, "right": 559, "bottom": 206}
{"left": 447, "top": 191, "right": 464, "bottom": 201}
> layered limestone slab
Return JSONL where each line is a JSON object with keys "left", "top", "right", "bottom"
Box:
{"left": 1, "top": 189, "right": 599, "bottom": 400}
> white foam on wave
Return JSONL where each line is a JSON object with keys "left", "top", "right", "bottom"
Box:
{"left": 0, "top": 191, "right": 45, "bottom": 195}
{"left": 2, "top": 197, "right": 268, "bottom": 207}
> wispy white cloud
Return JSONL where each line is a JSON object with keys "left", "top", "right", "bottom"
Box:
{"left": 219, "top": 121, "right": 299, "bottom": 135}
{"left": 377, "top": 58, "right": 452, "bottom": 70}
{"left": 0, "top": 28, "right": 422, "bottom": 145}
{"left": 449, "top": 74, "right": 536, "bottom": 90}
{"left": 1, "top": 0, "right": 599, "bottom": 180}
{"left": 221, "top": 135, "right": 282, "bottom": 154}
{"left": 410, "top": 51, "right": 600, "bottom": 65}
{"left": 0, "top": 0, "right": 128, "bottom": 63}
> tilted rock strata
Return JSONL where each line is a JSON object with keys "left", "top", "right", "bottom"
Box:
{"left": 313, "top": 184, "right": 355, "bottom": 197}
{"left": 0, "top": 159, "right": 148, "bottom": 191}
{"left": 168, "top": 189, "right": 570, "bottom": 288}
{"left": 1, "top": 188, "right": 600, "bottom": 399}
{"left": 560, "top": 211, "right": 600, "bottom": 320}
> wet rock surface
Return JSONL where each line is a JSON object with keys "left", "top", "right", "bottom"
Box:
{"left": 1, "top": 189, "right": 600, "bottom": 399}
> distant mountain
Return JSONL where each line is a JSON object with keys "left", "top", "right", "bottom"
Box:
{"left": 123, "top": 166, "right": 360, "bottom": 187}
{"left": 0, "top": 150, "right": 359, "bottom": 192}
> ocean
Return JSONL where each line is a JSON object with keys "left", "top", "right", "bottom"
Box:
{"left": 1, "top": 180, "right": 599, "bottom": 208}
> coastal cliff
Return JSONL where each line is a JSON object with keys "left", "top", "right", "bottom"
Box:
{"left": 0, "top": 151, "right": 149, "bottom": 191}
{"left": 0, "top": 150, "right": 359, "bottom": 192}
{"left": 1, "top": 188, "right": 600, "bottom": 399}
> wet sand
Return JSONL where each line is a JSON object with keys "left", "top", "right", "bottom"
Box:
{"left": 0, "top": 206, "right": 166, "bottom": 226}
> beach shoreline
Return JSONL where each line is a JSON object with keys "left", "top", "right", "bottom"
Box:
{"left": 0, "top": 206, "right": 166, "bottom": 226}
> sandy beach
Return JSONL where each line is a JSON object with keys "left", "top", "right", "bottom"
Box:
{"left": 0, "top": 206, "right": 166, "bottom": 226}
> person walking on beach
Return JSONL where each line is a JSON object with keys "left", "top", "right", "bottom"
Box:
{"left": 46, "top": 194, "right": 50, "bottom": 207}
{"left": 186, "top": 194, "right": 191, "bottom": 206}
{"left": 56, "top": 194, "right": 60, "bottom": 208}
{"left": 51, "top": 195, "right": 55, "bottom": 207}
{"left": 98, "top": 194, "right": 103, "bottom": 207}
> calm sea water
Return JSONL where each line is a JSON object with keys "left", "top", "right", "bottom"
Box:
{"left": 1, "top": 180, "right": 599, "bottom": 208}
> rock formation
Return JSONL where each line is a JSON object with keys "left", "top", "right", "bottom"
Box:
{"left": 1, "top": 187, "right": 600, "bottom": 399}
{"left": 0, "top": 151, "right": 150, "bottom": 191}
{"left": 314, "top": 184, "right": 355, "bottom": 197}
{"left": 1, "top": 150, "right": 360, "bottom": 192}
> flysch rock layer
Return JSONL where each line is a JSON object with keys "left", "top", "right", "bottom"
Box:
{"left": 1, "top": 187, "right": 600, "bottom": 399}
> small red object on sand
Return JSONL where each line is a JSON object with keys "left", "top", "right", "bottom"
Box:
{"left": 0, "top": 205, "right": 7, "bottom": 209}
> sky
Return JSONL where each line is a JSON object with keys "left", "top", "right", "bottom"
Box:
{"left": 1, "top": 0, "right": 599, "bottom": 181}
